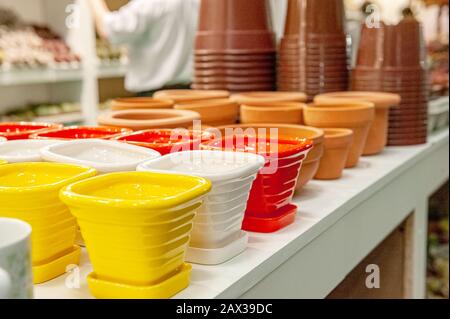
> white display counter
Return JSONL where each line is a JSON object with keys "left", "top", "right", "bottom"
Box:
{"left": 35, "top": 129, "right": 449, "bottom": 299}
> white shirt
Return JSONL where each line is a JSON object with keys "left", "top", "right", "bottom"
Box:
{"left": 103, "top": 0, "right": 200, "bottom": 92}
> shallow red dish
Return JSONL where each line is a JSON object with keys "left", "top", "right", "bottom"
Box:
{"left": 30, "top": 126, "right": 132, "bottom": 140}
{"left": 203, "top": 134, "right": 313, "bottom": 233}
{"left": 0, "top": 122, "right": 62, "bottom": 140}
{"left": 113, "top": 129, "right": 215, "bottom": 155}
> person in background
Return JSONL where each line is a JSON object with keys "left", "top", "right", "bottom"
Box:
{"left": 88, "top": 0, "right": 200, "bottom": 95}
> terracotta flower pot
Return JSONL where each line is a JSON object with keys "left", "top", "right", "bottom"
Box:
{"left": 153, "top": 90, "right": 230, "bottom": 103}
{"left": 314, "top": 91, "right": 401, "bottom": 155}
{"left": 214, "top": 123, "right": 324, "bottom": 191}
{"left": 314, "top": 128, "right": 353, "bottom": 180}
{"left": 97, "top": 109, "right": 201, "bottom": 130}
{"left": 284, "top": 0, "right": 346, "bottom": 38}
{"left": 240, "top": 103, "right": 305, "bottom": 125}
{"left": 111, "top": 98, "right": 174, "bottom": 111}
{"left": 174, "top": 99, "right": 239, "bottom": 126}
{"left": 231, "top": 92, "right": 307, "bottom": 105}
{"left": 303, "top": 102, "right": 375, "bottom": 168}
{"left": 196, "top": 0, "right": 275, "bottom": 54}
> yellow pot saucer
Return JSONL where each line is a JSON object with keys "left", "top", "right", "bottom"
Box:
{"left": 87, "top": 263, "right": 192, "bottom": 299}
{"left": 33, "top": 245, "right": 81, "bottom": 284}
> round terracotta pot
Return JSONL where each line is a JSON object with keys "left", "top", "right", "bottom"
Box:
{"left": 314, "top": 128, "right": 353, "bottom": 180}
{"left": 153, "top": 90, "right": 230, "bottom": 103}
{"left": 111, "top": 97, "right": 174, "bottom": 111}
{"left": 231, "top": 92, "right": 307, "bottom": 105}
{"left": 97, "top": 109, "right": 201, "bottom": 130}
{"left": 314, "top": 91, "right": 401, "bottom": 155}
{"left": 174, "top": 99, "right": 239, "bottom": 126}
{"left": 303, "top": 102, "right": 375, "bottom": 168}
{"left": 214, "top": 123, "right": 324, "bottom": 192}
{"left": 240, "top": 103, "right": 305, "bottom": 125}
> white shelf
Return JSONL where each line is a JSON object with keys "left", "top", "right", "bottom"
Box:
{"left": 33, "top": 112, "right": 84, "bottom": 125}
{"left": 34, "top": 129, "right": 449, "bottom": 299}
{"left": 0, "top": 67, "right": 83, "bottom": 87}
{"left": 97, "top": 63, "right": 128, "bottom": 79}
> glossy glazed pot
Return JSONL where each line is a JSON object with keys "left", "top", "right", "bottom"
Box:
{"left": 202, "top": 135, "right": 313, "bottom": 233}
{"left": 314, "top": 128, "right": 353, "bottom": 180}
{"left": 0, "top": 140, "right": 63, "bottom": 163}
{"left": 40, "top": 139, "right": 161, "bottom": 174}
{"left": 0, "top": 163, "right": 97, "bottom": 283}
{"left": 240, "top": 103, "right": 305, "bottom": 125}
{"left": 112, "top": 129, "right": 215, "bottom": 155}
{"left": 0, "top": 122, "right": 63, "bottom": 140}
{"left": 174, "top": 99, "right": 239, "bottom": 126}
{"left": 214, "top": 123, "right": 324, "bottom": 192}
{"left": 138, "top": 151, "right": 265, "bottom": 265}
{"left": 303, "top": 102, "right": 375, "bottom": 168}
{"left": 30, "top": 126, "right": 132, "bottom": 141}
{"left": 97, "top": 109, "right": 201, "bottom": 130}
{"left": 314, "top": 92, "right": 401, "bottom": 155}
{"left": 60, "top": 172, "right": 211, "bottom": 299}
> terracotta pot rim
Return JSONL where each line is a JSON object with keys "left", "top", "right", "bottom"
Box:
{"left": 154, "top": 89, "right": 230, "bottom": 97}
{"left": 307, "top": 101, "right": 375, "bottom": 111}
{"left": 174, "top": 98, "right": 237, "bottom": 108}
{"left": 322, "top": 128, "right": 354, "bottom": 138}
{"left": 314, "top": 92, "right": 401, "bottom": 108}
{"left": 231, "top": 91, "right": 308, "bottom": 104}
{"left": 241, "top": 102, "right": 306, "bottom": 110}
{"left": 112, "top": 97, "right": 174, "bottom": 104}
{"left": 97, "top": 109, "right": 201, "bottom": 126}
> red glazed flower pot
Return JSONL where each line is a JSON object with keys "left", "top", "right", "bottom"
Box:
{"left": 29, "top": 126, "right": 131, "bottom": 141}
{"left": 0, "top": 122, "right": 63, "bottom": 140}
{"left": 113, "top": 129, "right": 215, "bottom": 155}
{"left": 202, "top": 134, "right": 313, "bottom": 233}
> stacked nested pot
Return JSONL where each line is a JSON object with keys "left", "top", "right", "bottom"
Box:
{"left": 352, "top": 17, "right": 429, "bottom": 146}
{"left": 277, "top": 0, "right": 349, "bottom": 100}
{"left": 193, "top": 0, "right": 277, "bottom": 92}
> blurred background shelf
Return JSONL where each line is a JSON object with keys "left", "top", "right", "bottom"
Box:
{"left": 96, "top": 63, "right": 128, "bottom": 79}
{"left": 0, "top": 67, "right": 83, "bottom": 86}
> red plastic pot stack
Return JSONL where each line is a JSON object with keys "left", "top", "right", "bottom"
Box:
{"left": 277, "top": 0, "right": 349, "bottom": 100}
{"left": 193, "top": 0, "right": 277, "bottom": 92}
{"left": 352, "top": 17, "right": 429, "bottom": 146}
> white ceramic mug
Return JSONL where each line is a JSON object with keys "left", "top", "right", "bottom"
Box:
{"left": 0, "top": 218, "right": 33, "bottom": 299}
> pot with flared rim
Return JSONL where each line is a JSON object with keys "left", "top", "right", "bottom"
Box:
{"left": 283, "top": 0, "right": 346, "bottom": 36}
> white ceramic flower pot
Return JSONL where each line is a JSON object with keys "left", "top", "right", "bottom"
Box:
{"left": 40, "top": 139, "right": 161, "bottom": 174}
{"left": 137, "top": 150, "right": 265, "bottom": 265}
{"left": 0, "top": 140, "right": 64, "bottom": 163}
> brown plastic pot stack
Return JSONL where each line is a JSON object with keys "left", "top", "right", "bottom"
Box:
{"left": 277, "top": 0, "right": 349, "bottom": 100}
{"left": 352, "top": 17, "right": 429, "bottom": 146}
{"left": 193, "top": 0, "right": 276, "bottom": 92}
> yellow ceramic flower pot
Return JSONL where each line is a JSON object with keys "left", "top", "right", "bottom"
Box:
{"left": 0, "top": 162, "right": 97, "bottom": 283}
{"left": 60, "top": 172, "right": 211, "bottom": 299}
